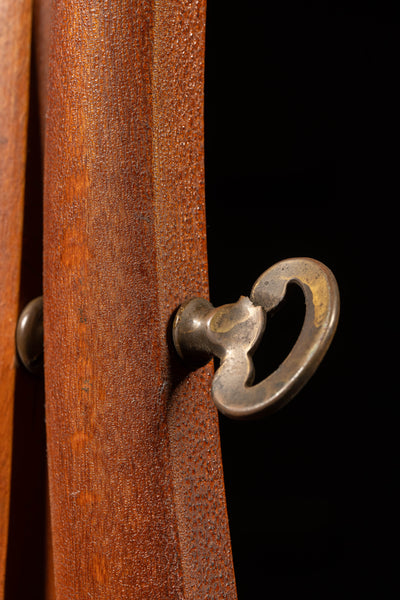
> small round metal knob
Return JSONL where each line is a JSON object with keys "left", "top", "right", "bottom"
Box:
{"left": 173, "top": 258, "right": 340, "bottom": 419}
{"left": 16, "top": 296, "right": 44, "bottom": 375}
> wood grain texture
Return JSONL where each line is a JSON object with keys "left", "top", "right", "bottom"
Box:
{"left": 44, "top": 1, "right": 237, "bottom": 598}
{"left": 0, "top": 1, "right": 32, "bottom": 594}
{"left": 2, "top": 5, "right": 51, "bottom": 596}
{"left": 32, "top": 2, "right": 57, "bottom": 596}
{"left": 33, "top": 0, "right": 51, "bottom": 145}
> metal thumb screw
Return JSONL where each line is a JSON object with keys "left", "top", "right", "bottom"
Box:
{"left": 173, "top": 258, "right": 340, "bottom": 419}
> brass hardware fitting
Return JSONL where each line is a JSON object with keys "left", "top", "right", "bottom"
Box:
{"left": 173, "top": 258, "right": 339, "bottom": 419}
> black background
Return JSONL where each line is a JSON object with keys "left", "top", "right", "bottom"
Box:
{"left": 205, "top": 2, "right": 397, "bottom": 598}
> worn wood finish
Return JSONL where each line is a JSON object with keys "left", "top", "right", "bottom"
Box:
{"left": 44, "top": 1, "right": 237, "bottom": 598}
{"left": 0, "top": 1, "right": 32, "bottom": 593}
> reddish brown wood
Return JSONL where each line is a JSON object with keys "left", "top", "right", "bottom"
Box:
{"left": 44, "top": 1, "right": 237, "bottom": 598}
{"left": 0, "top": 1, "right": 32, "bottom": 594}
{"left": 2, "top": 2, "right": 53, "bottom": 593}
{"left": 44, "top": 490, "right": 55, "bottom": 600}
{"left": 32, "top": 3, "right": 56, "bottom": 595}
{"left": 33, "top": 0, "right": 51, "bottom": 144}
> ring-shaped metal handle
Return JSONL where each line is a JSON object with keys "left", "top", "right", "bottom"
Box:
{"left": 173, "top": 258, "right": 339, "bottom": 419}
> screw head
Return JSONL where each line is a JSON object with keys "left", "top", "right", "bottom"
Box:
{"left": 16, "top": 296, "right": 43, "bottom": 375}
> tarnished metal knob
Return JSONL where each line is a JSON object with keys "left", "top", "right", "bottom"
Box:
{"left": 173, "top": 258, "right": 339, "bottom": 419}
{"left": 16, "top": 296, "right": 44, "bottom": 375}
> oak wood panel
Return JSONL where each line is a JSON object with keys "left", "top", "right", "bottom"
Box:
{"left": 0, "top": 1, "right": 32, "bottom": 594}
{"left": 44, "top": 2, "right": 237, "bottom": 598}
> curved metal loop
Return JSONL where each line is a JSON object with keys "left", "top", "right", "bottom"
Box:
{"left": 173, "top": 258, "right": 339, "bottom": 419}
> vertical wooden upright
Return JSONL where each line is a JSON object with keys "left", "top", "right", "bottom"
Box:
{"left": 44, "top": 1, "right": 237, "bottom": 598}
{"left": 0, "top": 1, "right": 32, "bottom": 594}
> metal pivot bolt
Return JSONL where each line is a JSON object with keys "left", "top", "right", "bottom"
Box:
{"left": 16, "top": 296, "right": 44, "bottom": 375}
{"left": 173, "top": 257, "right": 340, "bottom": 419}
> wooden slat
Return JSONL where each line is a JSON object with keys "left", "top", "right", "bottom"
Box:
{"left": 44, "top": 1, "right": 237, "bottom": 598}
{"left": 33, "top": 0, "right": 51, "bottom": 144}
{"left": 32, "top": 2, "right": 56, "bottom": 596}
{"left": 0, "top": 1, "right": 32, "bottom": 594}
